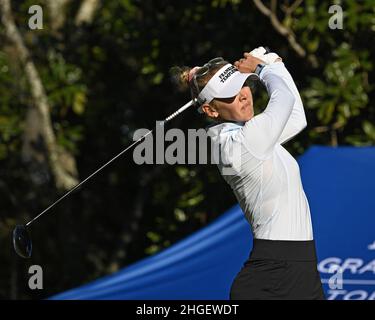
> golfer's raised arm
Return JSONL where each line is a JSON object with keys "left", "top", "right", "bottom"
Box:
{"left": 271, "top": 62, "right": 307, "bottom": 145}
{"left": 241, "top": 65, "right": 296, "bottom": 159}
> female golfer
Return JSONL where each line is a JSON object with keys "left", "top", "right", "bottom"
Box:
{"left": 172, "top": 47, "right": 325, "bottom": 300}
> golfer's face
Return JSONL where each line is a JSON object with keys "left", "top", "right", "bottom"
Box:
{"left": 214, "top": 86, "right": 254, "bottom": 122}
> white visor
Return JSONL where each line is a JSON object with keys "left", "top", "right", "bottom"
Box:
{"left": 197, "top": 64, "right": 259, "bottom": 113}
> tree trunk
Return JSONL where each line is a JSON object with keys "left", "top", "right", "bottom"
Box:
{"left": 45, "top": 0, "right": 72, "bottom": 32}
{"left": 75, "top": 0, "right": 100, "bottom": 26}
{"left": 0, "top": 0, "right": 78, "bottom": 191}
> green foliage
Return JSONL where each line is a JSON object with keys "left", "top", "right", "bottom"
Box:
{"left": 303, "top": 43, "right": 371, "bottom": 128}
{"left": 0, "top": 52, "right": 24, "bottom": 160}
{"left": 43, "top": 50, "right": 87, "bottom": 114}
{"left": 291, "top": 0, "right": 374, "bottom": 146}
{"left": 38, "top": 50, "right": 87, "bottom": 153}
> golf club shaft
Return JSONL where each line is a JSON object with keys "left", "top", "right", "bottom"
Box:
{"left": 25, "top": 99, "right": 195, "bottom": 227}
{"left": 26, "top": 129, "right": 154, "bottom": 227}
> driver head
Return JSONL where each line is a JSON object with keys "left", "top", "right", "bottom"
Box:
{"left": 13, "top": 225, "right": 32, "bottom": 259}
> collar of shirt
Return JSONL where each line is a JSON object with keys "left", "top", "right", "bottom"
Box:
{"left": 205, "top": 120, "right": 245, "bottom": 137}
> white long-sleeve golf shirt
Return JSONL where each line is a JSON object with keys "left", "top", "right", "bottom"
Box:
{"left": 207, "top": 62, "right": 313, "bottom": 240}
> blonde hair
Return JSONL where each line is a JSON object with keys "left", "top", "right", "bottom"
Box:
{"left": 169, "top": 61, "right": 229, "bottom": 102}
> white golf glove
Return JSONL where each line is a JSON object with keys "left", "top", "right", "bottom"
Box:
{"left": 250, "top": 46, "right": 282, "bottom": 65}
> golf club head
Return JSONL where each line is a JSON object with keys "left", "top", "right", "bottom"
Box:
{"left": 13, "top": 225, "right": 32, "bottom": 259}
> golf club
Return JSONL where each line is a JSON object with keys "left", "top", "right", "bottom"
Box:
{"left": 12, "top": 99, "right": 195, "bottom": 258}
{"left": 12, "top": 48, "right": 272, "bottom": 259}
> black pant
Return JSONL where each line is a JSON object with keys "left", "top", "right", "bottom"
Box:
{"left": 229, "top": 239, "right": 325, "bottom": 300}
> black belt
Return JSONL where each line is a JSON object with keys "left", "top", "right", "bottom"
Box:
{"left": 249, "top": 239, "right": 318, "bottom": 261}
